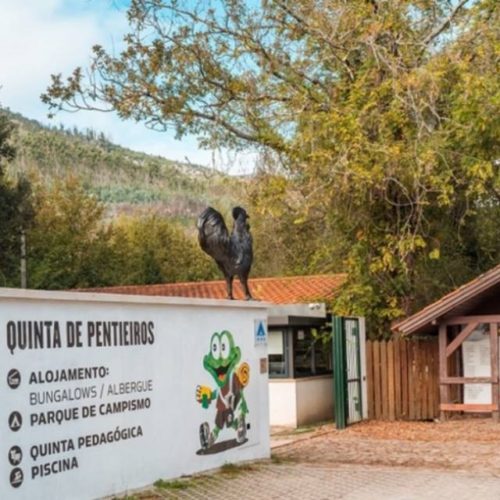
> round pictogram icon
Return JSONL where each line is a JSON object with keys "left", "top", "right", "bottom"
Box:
{"left": 8, "top": 446, "right": 22, "bottom": 466}
{"left": 10, "top": 467, "right": 23, "bottom": 488}
{"left": 8, "top": 411, "right": 22, "bottom": 432}
{"left": 7, "top": 369, "right": 21, "bottom": 389}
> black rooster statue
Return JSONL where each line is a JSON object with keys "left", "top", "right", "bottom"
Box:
{"left": 197, "top": 206, "right": 253, "bottom": 300}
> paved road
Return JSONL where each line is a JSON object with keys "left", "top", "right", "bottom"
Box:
{"left": 124, "top": 421, "right": 500, "bottom": 500}
{"left": 129, "top": 461, "right": 500, "bottom": 499}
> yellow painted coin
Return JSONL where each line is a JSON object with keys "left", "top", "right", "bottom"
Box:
{"left": 237, "top": 362, "right": 250, "bottom": 387}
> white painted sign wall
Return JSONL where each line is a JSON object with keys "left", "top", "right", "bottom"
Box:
{"left": 0, "top": 290, "right": 270, "bottom": 499}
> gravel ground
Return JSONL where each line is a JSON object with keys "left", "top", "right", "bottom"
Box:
{"left": 272, "top": 418, "right": 500, "bottom": 474}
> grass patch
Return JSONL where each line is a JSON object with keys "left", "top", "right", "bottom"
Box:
{"left": 219, "top": 462, "right": 256, "bottom": 477}
{"left": 153, "top": 478, "right": 190, "bottom": 490}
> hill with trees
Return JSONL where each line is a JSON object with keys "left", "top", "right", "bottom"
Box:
{"left": 0, "top": 109, "right": 248, "bottom": 290}
{"left": 3, "top": 108, "right": 242, "bottom": 222}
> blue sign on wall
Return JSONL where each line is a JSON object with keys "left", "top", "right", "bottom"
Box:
{"left": 254, "top": 319, "right": 267, "bottom": 346}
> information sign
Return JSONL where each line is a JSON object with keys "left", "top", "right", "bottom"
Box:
{"left": 0, "top": 290, "right": 270, "bottom": 499}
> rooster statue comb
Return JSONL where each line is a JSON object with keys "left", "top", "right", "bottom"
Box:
{"left": 197, "top": 206, "right": 253, "bottom": 300}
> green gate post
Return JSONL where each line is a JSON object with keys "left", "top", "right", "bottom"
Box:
{"left": 333, "top": 315, "right": 347, "bottom": 429}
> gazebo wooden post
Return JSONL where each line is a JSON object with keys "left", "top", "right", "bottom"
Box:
{"left": 439, "top": 324, "right": 449, "bottom": 420}
{"left": 491, "top": 322, "right": 499, "bottom": 422}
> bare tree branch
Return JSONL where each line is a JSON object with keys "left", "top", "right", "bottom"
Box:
{"left": 422, "top": 0, "right": 471, "bottom": 46}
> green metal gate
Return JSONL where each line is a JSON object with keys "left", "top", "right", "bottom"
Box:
{"left": 333, "top": 316, "right": 363, "bottom": 429}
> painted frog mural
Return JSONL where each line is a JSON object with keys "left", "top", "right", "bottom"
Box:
{"left": 196, "top": 330, "right": 250, "bottom": 452}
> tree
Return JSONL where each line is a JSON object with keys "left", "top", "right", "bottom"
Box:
{"left": 108, "top": 214, "right": 219, "bottom": 285}
{"left": 27, "top": 176, "right": 113, "bottom": 289}
{"left": 26, "top": 175, "right": 218, "bottom": 289}
{"left": 43, "top": 1, "right": 500, "bottom": 334}
{"left": 0, "top": 111, "right": 34, "bottom": 286}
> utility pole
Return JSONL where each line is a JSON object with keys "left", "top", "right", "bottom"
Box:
{"left": 20, "top": 229, "right": 27, "bottom": 289}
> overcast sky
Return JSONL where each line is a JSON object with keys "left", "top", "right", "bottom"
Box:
{"left": 0, "top": 0, "right": 254, "bottom": 173}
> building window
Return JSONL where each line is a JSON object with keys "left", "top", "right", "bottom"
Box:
{"left": 268, "top": 326, "right": 332, "bottom": 379}
{"left": 293, "top": 329, "right": 312, "bottom": 377}
{"left": 313, "top": 333, "right": 332, "bottom": 374}
{"left": 268, "top": 330, "right": 287, "bottom": 377}
{"left": 293, "top": 328, "right": 332, "bottom": 377}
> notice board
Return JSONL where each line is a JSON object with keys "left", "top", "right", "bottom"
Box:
{"left": 463, "top": 327, "right": 492, "bottom": 404}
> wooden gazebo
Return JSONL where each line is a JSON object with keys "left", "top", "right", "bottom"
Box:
{"left": 394, "top": 264, "right": 500, "bottom": 421}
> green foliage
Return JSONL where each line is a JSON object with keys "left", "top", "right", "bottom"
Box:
{"left": 219, "top": 462, "right": 256, "bottom": 476}
{"left": 0, "top": 112, "right": 16, "bottom": 162}
{"left": 107, "top": 214, "right": 219, "bottom": 285}
{"left": 27, "top": 176, "right": 112, "bottom": 289}
{"left": 153, "top": 479, "right": 191, "bottom": 490}
{"left": 247, "top": 171, "right": 349, "bottom": 277}
{"left": 24, "top": 175, "right": 219, "bottom": 289}
{"left": 0, "top": 112, "right": 34, "bottom": 286}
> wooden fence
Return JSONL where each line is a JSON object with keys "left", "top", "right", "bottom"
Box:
{"left": 366, "top": 338, "right": 440, "bottom": 420}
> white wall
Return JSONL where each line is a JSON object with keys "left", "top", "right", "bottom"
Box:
{"left": 0, "top": 289, "right": 270, "bottom": 499}
{"left": 268, "top": 380, "right": 297, "bottom": 427}
{"left": 296, "top": 376, "right": 334, "bottom": 426}
{"left": 269, "top": 375, "right": 334, "bottom": 427}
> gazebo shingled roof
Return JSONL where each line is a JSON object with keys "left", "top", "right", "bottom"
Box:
{"left": 393, "top": 264, "right": 500, "bottom": 335}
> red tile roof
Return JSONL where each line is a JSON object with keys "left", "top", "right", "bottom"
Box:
{"left": 83, "top": 274, "right": 346, "bottom": 305}
{"left": 393, "top": 263, "right": 500, "bottom": 335}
